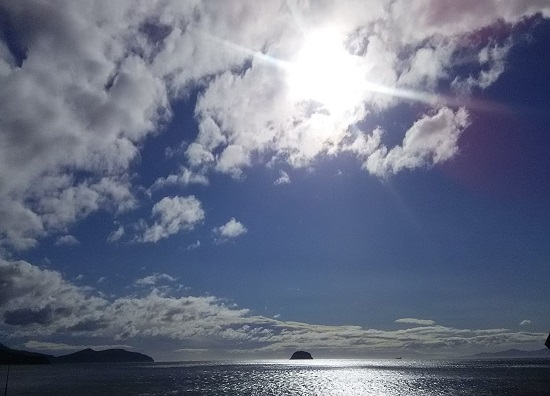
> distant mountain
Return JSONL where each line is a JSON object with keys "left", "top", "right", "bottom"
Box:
{"left": 0, "top": 343, "right": 153, "bottom": 364}
{"left": 51, "top": 348, "right": 153, "bottom": 363}
{"left": 472, "top": 348, "right": 550, "bottom": 359}
{"left": 0, "top": 342, "right": 51, "bottom": 365}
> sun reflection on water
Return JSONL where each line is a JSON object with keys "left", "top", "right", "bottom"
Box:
{"left": 8, "top": 359, "right": 549, "bottom": 395}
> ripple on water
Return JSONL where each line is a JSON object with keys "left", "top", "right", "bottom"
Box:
{"left": 4, "top": 359, "right": 550, "bottom": 395}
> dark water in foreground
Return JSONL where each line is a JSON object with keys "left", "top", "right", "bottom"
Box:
{"left": 3, "top": 359, "right": 550, "bottom": 395}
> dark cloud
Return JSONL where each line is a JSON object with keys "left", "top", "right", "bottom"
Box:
{"left": 67, "top": 318, "right": 109, "bottom": 332}
{"left": 4, "top": 307, "right": 53, "bottom": 326}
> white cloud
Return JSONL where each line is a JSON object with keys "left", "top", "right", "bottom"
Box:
{"left": 274, "top": 170, "right": 291, "bottom": 185}
{"left": 365, "top": 107, "right": 469, "bottom": 177}
{"left": 213, "top": 218, "right": 247, "bottom": 243}
{"left": 182, "top": 1, "right": 538, "bottom": 183}
{"left": 215, "top": 145, "right": 250, "bottom": 179}
{"left": 520, "top": 320, "right": 531, "bottom": 326}
{"left": 398, "top": 44, "right": 456, "bottom": 89}
{"left": 134, "top": 273, "right": 177, "bottom": 287}
{"left": 150, "top": 167, "right": 209, "bottom": 191}
{"left": 136, "top": 196, "right": 205, "bottom": 243}
{"left": 390, "top": 0, "right": 550, "bottom": 42}
{"left": 342, "top": 127, "right": 383, "bottom": 160}
{"left": 0, "top": 1, "right": 547, "bottom": 250}
{"left": 396, "top": 318, "right": 436, "bottom": 326}
{"left": 452, "top": 42, "right": 512, "bottom": 93}
{"left": 0, "top": 0, "right": 164, "bottom": 248}
{"left": 0, "top": 259, "right": 546, "bottom": 357}
{"left": 187, "top": 240, "right": 201, "bottom": 250}
{"left": 107, "top": 226, "right": 125, "bottom": 243}
{"left": 54, "top": 235, "right": 80, "bottom": 246}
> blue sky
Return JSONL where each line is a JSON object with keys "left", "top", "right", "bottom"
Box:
{"left": 1, "top": 1, "right": 549, "bottom": 361}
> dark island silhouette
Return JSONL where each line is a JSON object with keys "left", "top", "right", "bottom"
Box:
{"left": 290, "top": 350, "right": 313, "bottom": 360}
{"left": 51, "top": 348, "right": 153, "bottom": 363}
{"left": 0, "top": 342, "right": 153, "bottom": 365}
{"left": 471, "top": 348, "right": 550, "bottom": 359}
{"left": 0, "top": 343, "right": 51, "bottom": 365}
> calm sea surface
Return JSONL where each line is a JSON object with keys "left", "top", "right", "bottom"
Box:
{"left": 3, "top": 359, "right": 550, "bottom": 395}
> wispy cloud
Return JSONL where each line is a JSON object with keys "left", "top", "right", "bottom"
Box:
{"left": 107, "top": 226, "right": 125, "bottom": 243}
{"left": 134, "top": 273, "right": 177, "bottom": 287}
{"left": 54, "top": 235, "right": 80, "bottom": 247}
{"left": 187, "top": 240, "right": 201, "bottom": 250}
{"left": 396, "top": 318, "right": 436, "bottom": 326}
{"left": 24, "top": 341, "right": 132, "bottom": 352}
{"left": 149, "top": 167, "right": 209, "bottom": 191}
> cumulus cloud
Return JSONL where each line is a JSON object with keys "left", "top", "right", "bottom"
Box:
{"left": 181, "top": 1, "right": 548, "bottom": 183}
{"left": 396, "top": 318, "right": 436, "bottom": 326}
{"left": 0, "top": 0, "right": 547, "bottom": 250}
{"left": 365, "top": 107, "right": 470, "bottom": 177}
{"left": 54, "top": 235, "right": 80, "bottom": 246}
{"left": 213, "top": 218, "right": 247, "bottom": 243}
{"left": 136, "top": 196, "right": 204, "bottom": 243}
{"left": 274, "top": 170, "right": 291, "bottom": 185}
{"left": 0, "top": 259, "right": 546, "bottom": 357}
{"left": 0, "top": 0, "right": 157, "bottom": 248}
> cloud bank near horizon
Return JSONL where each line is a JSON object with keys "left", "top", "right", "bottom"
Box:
{"left": 0, "top": 1, "right": 548, "bottom": 249}
{"left": 0, "top": 259, "right": 545, "bottom": 358}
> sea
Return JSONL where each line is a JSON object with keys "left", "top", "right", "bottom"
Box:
{"left": 3, "top": 359, "right": 550, "bottom": 395}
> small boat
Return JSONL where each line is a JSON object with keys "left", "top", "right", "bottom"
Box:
{"left": 396, "top": 357, "right": 402, "bottom": 360}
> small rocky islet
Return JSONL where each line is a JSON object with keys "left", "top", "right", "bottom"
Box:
{"left": 289, "top": 350, "right": 313, "bottom": 360}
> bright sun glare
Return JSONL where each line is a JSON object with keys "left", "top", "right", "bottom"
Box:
{"left": 287, "top": 28, "right": 365, "bottom": 113}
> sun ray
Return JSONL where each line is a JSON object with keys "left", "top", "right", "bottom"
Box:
{"left": 286, "top": 27, "right": 365, "bottom": 114}
{"left": 201, "top": 27, "right": 509, "bottom": 118}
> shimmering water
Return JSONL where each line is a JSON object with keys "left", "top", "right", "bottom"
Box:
{"left": 3, "top": 359, "right": 550, "bottom": 395}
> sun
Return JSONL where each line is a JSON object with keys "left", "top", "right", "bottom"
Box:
{"left": 287, "top": 28, "right": 365, "bottom": 114}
